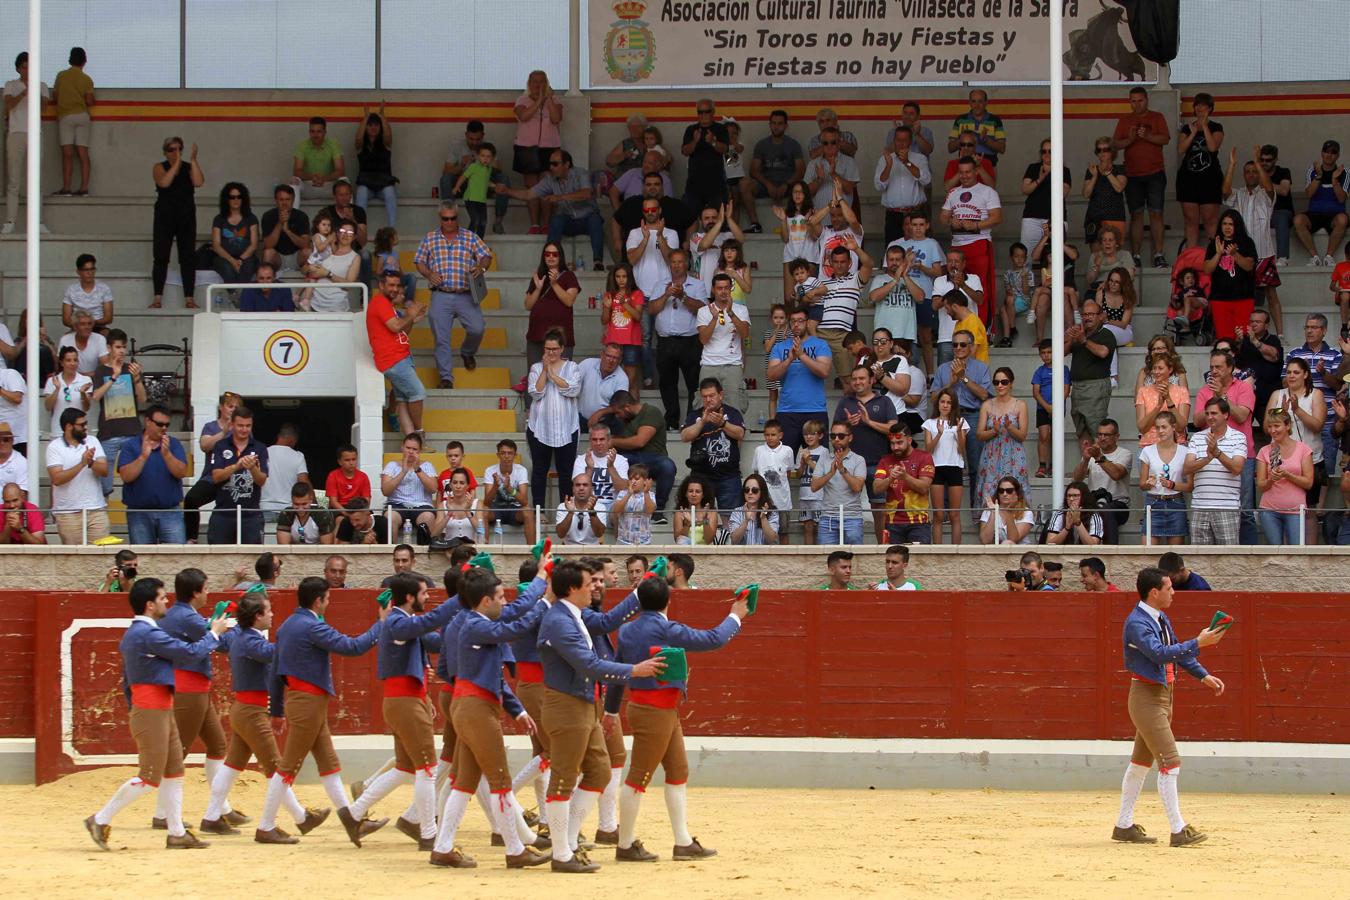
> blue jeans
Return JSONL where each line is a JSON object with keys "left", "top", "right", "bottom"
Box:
{"left": 428, "top": 289, "right": 484, "bottom": 381}
{"left": 99, "top": 436, "right": 133, "bottom": 497}
{"left": 961, "top": 411, "right": 984, "bottom": 518}
{"left": 622, "top": 450, "right": 676, "bottom": 510}
{"left": 1259, "top": 509, "right": 1302, "bottom": 545}
{"left": 818, "top": 515, "right": 864, "bottom": 545}
{"left": 355, "top": 184, "right": 398, "bottom": 228}
{"left": 1239, "top": 456, "right": 1258, "bottom": 545}
{"left": 127, "top": 509, "right": 186, "bottom": 544}
{"left": 1321, "top": 417, "right": 1339, "bottom": 478}
{"left": 709, "top": 472, "right": 743, "bottom": 515}
{"left": 548, "top": 211, "right": 605, "bottom": 265}
{"left": 1272, "top": 208, "right": 1293, "bottom": 259}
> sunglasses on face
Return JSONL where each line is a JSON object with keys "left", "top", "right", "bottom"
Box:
{"left": 744, "top": 486, "right": 760, "bottom": 494}
{"left": 998, "top": 486, "right": 1017, "bottom": 495}
{"left": 697, "top": 108, "right": 712, "bottom": 114}
{"left": 543, "top": 251, "right": 560, "bottom": 257}
{"left": 441, "top": 215, "right": 457, "bottom": 222}
{"left": 822, "top": 140, "right": 838, "bottom": 146}
{"left": 953, "top": 341, "right": 971, "bottom": 348}
{"left": 227, "top": 194, "right": 243, "bottom": 200}
{"left": 150, "top": 419, "right": 171, "bottom": 427}
{"left": 830, "top": 433, "right": 849, "bottom": 440}
{"left": 992, "top": 378, "right": 1011, "bottom": 386}
{"left": 1095, "top": 146, "right": 1111, "bottom": 152}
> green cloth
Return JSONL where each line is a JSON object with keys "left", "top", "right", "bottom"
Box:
{"left": 817, "top": 582, "right": 862, "bottom": 590}
{"left": 461, "top": 161, "right": 492, "bottom": 203}
{"left": 623, "top": 403, "right": 668, "bottom": 456}
{"left": 294, "top": 136, "right": 343, "bottom": 177}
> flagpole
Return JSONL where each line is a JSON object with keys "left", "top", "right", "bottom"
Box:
{"left": 1049, "top": 0, "right": 1066, "bottom": 508}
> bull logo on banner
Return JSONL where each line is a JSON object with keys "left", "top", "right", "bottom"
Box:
{"left": 604, "top": 0, "right": 657, "bottom": 84}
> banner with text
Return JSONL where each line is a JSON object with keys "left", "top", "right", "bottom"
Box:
{"left": 588, "top": 0, "right": 1155, "bottom": 87}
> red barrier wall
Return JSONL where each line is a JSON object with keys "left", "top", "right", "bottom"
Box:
{"left": 28, "top": 588, "right": 1350, "bottom": 783}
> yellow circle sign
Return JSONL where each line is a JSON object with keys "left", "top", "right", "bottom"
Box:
{"left": 263, "top": 329, "right": 310, "bottom": 376}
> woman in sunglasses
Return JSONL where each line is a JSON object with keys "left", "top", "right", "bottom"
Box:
{"left": 524, "top": 241, "right": 579, "bottom": 370}
{"left": 1082, "top": 136, "right": 1127, "bottom": 251}
{"left": 306, "top": 220, "right": 361, "bottom": 312}
{"left": 1138, "top": 410, "right": 1193, "bottom": 546}
{"left": 975, "top": 366, "right": 1029, "bottom": 510}
{"left": 210, "top": 181, "right": 260, "bottom": 286}
{"left": 728, "top": 473, "right": 779, "bottom": 546}
{"left": 978, "top": 476, "right": 1034, "bottom": 545}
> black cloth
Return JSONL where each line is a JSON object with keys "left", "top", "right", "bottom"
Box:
{"left": 1118, "top": 0, "right": 1180, "bottom": 64}
{"left": 260, "top": 207, "right": 311, "bottom": 257}
{"left": 152, "top": 160, "right": 196, "bottom": 298}
{"left": 681, "top": 122, "right": 730, "bottom": 205}
{"left": 356, "top": 139, "right": 396, "bottom": 189}
{"left": 682, "top": 404, "right": 744, "bottom": 480}
{"left": 614, "top": 195, "right": 692, "bottom": 242}
{"left": 1272, "top": 166, "right": 1295, "bottom": 213}
{"left": 1070, "top": 327, "right": 1116, "bottom": 381}
{"left": 154, "top": 159, "right": 195, "bottom": 210}
{"left": 1236, "top": 332, "right": 1284, "bottom": 423}
{"left": 1022, "top": 163, "right": 1071, "bottom": 220}
{"left": 656, "top": 334, "right": 702, "bottom": 429}
{"left": 1204, "top": 235, "right": 1258, "bottom": 299}
{"left": 832, "top": 394, "right": 898, "bottom": 467}
{"left": 336, "top": 514, "right": 390, "bottom": 544}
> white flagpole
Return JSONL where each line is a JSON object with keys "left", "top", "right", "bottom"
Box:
{"left": 25, "top": 0, "right": 42, "bottom": 495}
{"left": 1049, "top": 0, "right": 1066, "bottom": 508}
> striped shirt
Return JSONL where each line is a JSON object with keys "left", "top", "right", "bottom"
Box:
{"left": 820, "top": 273, "right": 862, "bottom": 331}
{"left": 1286, "top": 343, "right": 1344, "bottom": 416}
{"left": 526, "top": 360, "right": 583, "bottom": 448}
{"left": 1187, "top": 427, "right": 1247, "bottom": 509}
{"left": 412, "top": 227, "right": 491, "bottom": 293}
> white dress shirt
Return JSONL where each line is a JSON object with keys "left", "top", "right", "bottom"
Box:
{"left": 527, "top": 360, "right": 583, "bottom": 447}
{"left": 874, "top": 150, "right": 932, "bottom": 209}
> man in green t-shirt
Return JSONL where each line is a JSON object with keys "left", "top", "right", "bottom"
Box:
{"left": 609, "top": 390, "right": 676, "bottom": 524}
{"left": 97, "top": 548, "right": 140, "bottom": 592}
{"left": 818, "top": 549, "right": 860, "bottom": 590}
{"left": 872, "top": 544, "right": 923, "bottom": 591}
{"left": 291, "top": 116, "right": 345, "bottom": 203}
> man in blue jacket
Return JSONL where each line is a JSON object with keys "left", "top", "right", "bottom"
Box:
{"left": 1115, "top": 566, "right": 1226, "bottom": 848}
{"left": 84, "top": 577, "right": 233, "bottom": 851}
{"left": 612, "top": 575, "right": 746, "bottom": 862}
{"left": 259, "top": 576, "right": 386, "bottom": 847}
{"left": 538, "top": 561, "right": 665, "bottom": 873}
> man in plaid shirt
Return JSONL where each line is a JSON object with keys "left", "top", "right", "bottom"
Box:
{"left": 414, "top": 201, "right": 495, "bottom": 387}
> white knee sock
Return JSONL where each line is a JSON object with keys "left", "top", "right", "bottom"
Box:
{"left": 546, "top": 798, "right": 572, "bottom": 862}
{"left": 413, "top": 769, "right": 438, "bottom": 839}
{"left": 436, "top": 772, "right": 453, "bottom": 815}
{"left": 568, "top": 789, "right": 599, "bottom": 850}
{"left": 533, "top": 774, "right": 549, "bottom": 821}
{"left": 617, "top": 783, "right": 642, "bottom": 850}
{"left": 95, "top": 776, "right": 154, "bottom": 825}
{"left": 259, "top": 773, "right": 288, "bottom": 831}
{"left": 492, "top": 790, "right": 525, "bottom": 855}
{"left": 598, "top": 766, "right": 623, "bottom": 832}
{"left": 402, "top": 799, "right": 420, "bottom": 825}
{"left": 321, "top": 773, "right": 351, "bottom": 811}
{"left": 349, "top": 768, "right": 411, "bottom": 820}
{"left": 433, "top": 759, "right": 451, "bottom": 798}
{"left": 204, "top": 764, "right": 242, "bottom": 821}
{"left": 664, "top": 783, "right": 692, "bottom": 846}
{"left": 161, "top": 775, "right": 187, "bottom": 837}
{"left": 1116, "top": 763, "right": 1150, "bottom": 829}
{"left": 475, "top": 777, "right": 497, "bottom": 834}
{"left": 361, "top": 756, "right": 396, "bottom": 788}
{"left": 512, "top": 755, "right": 542, "bottom": 793}
{"left": 507, "top": 792, "right": 536, "bottom": 844}
{"left": 432, "top": 789, "right": 472, "bottom": 854}
{"left": 283, "top": 786, "right": 306, "bottom": 825}
{"left": 204, "top": 757, "right": 232, "bottom": 814}
{"left": 1157, "top": 766, "right": 1186, "bottom": 833}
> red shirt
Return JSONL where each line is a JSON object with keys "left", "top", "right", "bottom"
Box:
{"left": 603, "top": 289, "right": 646, "bottom": 346}
{"left": 1332, "top": 261, "right": 1350, "bottom": 291}
{"left": 438, "top": 467, "right": 479, "bottom": 499}
{"left": 525, "top": 269, "right": 580, "bottom": 345}
{"left": 325, "top": 467, "right": 371, "bottom": 508}
{"left": 366, "top": 291, "right": 412, "bottom": 372}
{"left": 1106, "top": 583, "right": 1122, "bottom": 592}
{"left": 876, "top": 449, "right": 935, "bottom": 525}
{"left": 2, "top": 502, "right": 43, "bottom": 541}
{"left": 1113, "top": 110, "right": 1169, "bottom": 177}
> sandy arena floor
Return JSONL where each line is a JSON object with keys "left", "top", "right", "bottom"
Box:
{"left": 10, "top": 767, "right": 1347, "bottom": 899}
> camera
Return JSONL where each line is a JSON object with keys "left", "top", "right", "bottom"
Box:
{"left": 1004, "top": 568, "right": 1030, "bottom": 584}
{"left": 121, "top": 565, "right": 139, "bottom": 580}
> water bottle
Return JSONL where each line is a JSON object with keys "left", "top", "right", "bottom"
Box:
{"left": 401, "top": 518, "right": 413, "bottom": 543}
{"left": 493, "top": 520, "right": 504, "bottom": 545}
{"left": 577, "top": 255, "right": 587, "bottom": 271}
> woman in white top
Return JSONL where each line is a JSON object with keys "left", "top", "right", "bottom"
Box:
{"left": 305, "top": 221, "right": 361, "bottom": 312}
{"left": 1138, "top": 410, "right": 1193, "bottom": 546}
{"left": 772, "top": 181, "right": 820, "bottom": 301}
{"left": 728, "top": 473, "right": 780, "bottom": 545}
{"left": 432, "top": 467, "right": 483, "bottom": 544}
{"left": 1267, "top": 356, "right": 1326, "bottom": 542}
{"left": 922, "top": 387, "right": 968, "bottom": 545}
{"left": 41, "top": 345, "right": 92, "bottom": 436}
{"left": 526, "top": 328, "right": 583, "bottom": 515}
{"left": 978, "top": 475, "right": 1035, "bottom": 545}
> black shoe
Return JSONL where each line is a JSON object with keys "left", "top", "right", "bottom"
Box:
{"left": 593, "top": 261, "right": 606, "bottom": 272}
{"left": 438, "top": 379, "right": 454, "bottom": 389}
{"left": 461, "top": 353, "right": 478, "bottom": 371}
{"left": 650, "top": 513, "right": 668, "bottom": 526}
{"left": 745, "top": 223, "right": 763, "bottom": 234}
{"left": 416, "top": 522, "right": 432, "bottom": 545}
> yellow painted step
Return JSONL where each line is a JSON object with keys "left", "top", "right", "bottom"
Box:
{"left": 412, "top": 287, "right": 500, "bottom": 309}
{"left": 107, "top": 497, "right": 127, "bottom": 526}
{"left": 415, "top": 366, "right": 511, "bottom": 389}
{"left": 421, "top": 408, "right": 517, "bottom": 433}
{"left": 409, "top": 326, "right": 506, "bottom": 351}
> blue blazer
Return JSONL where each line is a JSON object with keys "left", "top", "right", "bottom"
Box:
{"left": 504, "top": 575, "right": 558, "bottom": 665}
{"left": 228, "top": 627, "right": 283, "bottom": 716}
{"left": 1123, "top": 603, "right": 1209, "bottom": 685}
{"left": 537, "top": 600, "right": 634, "bottom": 702}
{"left": 440, "top": 585, "right": 542, "bottom": 684}
{"left": 608, "top": 610, "right": 740, "bottom": 712}
{"left": 377, "top": 600, "right": 460, "bottom": 683}
{"left": 120, "top": 617, "right": 220, "bottom": 705}
{"left": 273, "top": 608, "right": 380, "bottom": 707}
{"left": 457, "top": 603, "right": 546, "bottom": 717}
{"left": 159, "top": 600, "right": 230, "bottom": 677}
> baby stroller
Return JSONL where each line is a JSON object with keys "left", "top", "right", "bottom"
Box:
{"left": 1164, "top": 246, "right": 1214, "bottom": 346}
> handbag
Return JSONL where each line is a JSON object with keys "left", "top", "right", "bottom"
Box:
{"left": 469, "top": 269, "right": 488, "bottom": 303}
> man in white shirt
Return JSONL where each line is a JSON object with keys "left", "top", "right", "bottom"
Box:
{"left": 577, "top": 343, "right": 628, "bottom": 433}
{"left": 695, "top": 274, "right": 750, "bottom": 413}
{"left": 3, "top": 51, "right": 52, "bottom": 234}
{"left": 805, "top": 237, "right": 875, "bottom": 382}
{"left": 624, "top": 201, "right": 679, "bottom": 301}
{"left": 1182, "top": 397, "right": 1248, "bottom": 546}
{"left": 1223, "top": 145, "right": 1282, "bottom": 329}
{"left": 651, "top": 249, "right": 709, "bottom": 430}
{"left": 556, "top": 472, "right": 608, "bottom": 545}
{"left": 259, "top": 423, "right": 310, "bottom": 521}
{"left": 805, "top": 126, "right": 860, "bottom": 211}
{"left": 571, "top": 423, "right": 630, "bottom": 503}
{"left": 939, "top": 157, "right": 1002, "bottom": 322}
{"left": 0, "top": 365, "right": 26, "bottom": 453}
{"left": 45, "top": 407, "right": 109, "bottom": 544}
{"left": 688, "top": 203, "right": 742, "bottom": 290}
{"left": 0, "top": 422, "right": 27, "bottom": 491}
{"left": 58, "top": 310, "right": 108, "bottom": 376}
{"left": 929, "top": 249, "right": 985, "bottom": 367}
{"left": 875, "top": 126, "right": 932, "bottom": 246}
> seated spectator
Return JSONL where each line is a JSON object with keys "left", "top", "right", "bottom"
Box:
{"left": 484, "top": 438, "right": 536, "bottom": 543}
{"left": 819, "top": 549, "right": 858, "bottom": 590}
{"left": 728, "top": 473, "right": 780, "bottom": 545}
{"left": 813, "top": 422, "right": 867, "bottom": 545}
{"left": 1078, "top": 556, "right": 1120, "bottom": 591}
{"left": 1293, "top": 140, "right": 1349, "bottom": 266}
{"left": 0, "top": 481, "right": 44, "bottom": 544}
{"left": 335, "top": 496, "right": 388, "bottom": 545}
{"left": 874, "top": 423, "right": 935, "bottom": 545}
{"left": 211, "top": 182, "right": 260, "bottom": 285}
{"left": 1138, "top": 410, "right": 1192, "bottom": 547}
{"left": 381, "top": 432, "right": 438, "bottom": 543}
{"left": 324, "top": 554, "right": 349, "bottom": 588}
{"left": 580, "top": 342, "right": 631, "bottom": 432}
{"left": 1256, "top": 408, "right": 1315, "bottom": 545}
{"left": 0, "top": 361, "right": 29, "bottom": 455}
{"left": 872, "top": 543, "right": 922, "bottom": 590}
{"left": 1071, "top": 417, "right": 1133, "bottom": 543}
{"left": 1167, "top": 267, "right": 1208, "bottom": 341}
{"left": 1183, "top": 397, "right": 1248, "bottom": 545}
{"left": 0, "top": 423, "right": 27, "bottom": 493}
{"left": 325, "top": 444, "right": 371, "bottom": 516}
{"left": 46, "top": 407, "right": 109, "bottom": 544}
{"left": 304, "top": 218, "right": 361, "bottom": 312}
{"left": 260, "top": 183, "right": 311, "bottom": 273}
{"left": 116, "top": 404, "right": 187, "bottom": 544}
{"left": 606, "top": 114, "right": 649, "bottom": 178}
{"left": 609, "top": 390, "right": 676, "bottom": 522}
{"left": 276, "top": 482, "right": 336, "bottom": 545}
{"left": 611, "top": 462, "right": 655, "bottom": 545}
{"left": 495, "top": 150, "right": 605, "bottom": 270}
{"left": 441, "top": 120, "right": 508, "bottom": 234}
{"left": 259, "top": 423, "right": 309, "bottom": 522}
{"left": 744, "top": 109, "right": 806, "bottom": 232}
{"left": 681, "top": 376, "right": 746, "bottom": 514}
{"left": 62, "top": 254, "right": 113, "bottom": 331}
{"left": 672, "top": 473, "right": 717, "bottom": 545}
{"left": 354, "top": 102, "right": 397, "bottom": 227}
{"left": 979, "top": 476, "right": 1034, "bottom": 545}
{"left": 237, "top": 263, "right": 296, "bottom": 312}
{"left": 289, "top": 115, "right": 345, "bottom": 205}
{"left": 1158, "top": 550, "right": 1212, "bottom": 590}
{"left": 610, "top": 150, "right": 673, "bottom": 206}
{"left": 58, "top": 309, "right": 107, "bottom": 376}
{"left": 572, "top": 423, "right": 629, "bottom": 503}
{"left": 206, "top": 406, "right": 269, "bottom": 544}
{"left": 556, "top": 472, "right": 607, "bottom": 545}
{"left": 1044, "top": 480, "right": 1105, "bottom": 545}
{"left": 366, "top": 270, "right": 426, "bottom": 434}
{"left": 431, "top": 466, "right": 483, "bottom": 546}
{"left": 438, "top": 440, "right": 479, "bottom": 497}
{"left": 90, "top": 329, "right": 144, "bottom": 497}
{"left": 97, "top": 549, "right": 140, "bottom": 592}
{"left": 316, "top": 178, "right": 369, "bottom": 263}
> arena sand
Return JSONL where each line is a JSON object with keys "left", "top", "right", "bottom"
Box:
{"left": 12, "top": 767, "right": 1346, "bottom": 899}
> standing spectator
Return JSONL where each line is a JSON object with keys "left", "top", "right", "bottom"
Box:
{"left": 753, "top": 418, "right": 795, "bottom": 537}
{"left": 1066, "top": 300, "right": 1117, "bottom": 442}
{"left": 873, "top": 327, "right": 924, "bottom": 431}
{"left": 975, "top": 366, "right": 1030, "bottom": 509}
{"left": 611, "top": 463, "right": 656, "bottom": 545}
{"left": 1268, "top": 357, "right": 1326, "bottom": 543}
{"left": 809, "top": 238, "right": 874, "bottom": 383}
{"left": 0, "top": 481, "right": 44, "bottom": 544}
{"left": 42, "top": 345, "right": 92, "bottom": 436}
{"left": 413, "top": 201, "right": 494, "bottom": 386}
{"left": 1184, "top": 397, "right": 1248, "bottom": 545}
{"left": 696, "top": 274, "right": 750, "bottom": 413}
{"left": 1259, "top": 144, "right": 1295, "bottom": 266}
{"left": 452, "top": 141, "right": 499, "bottom": 236}
{"left": 891, "top": 211, "right": 946, "bottom": 375}
{"left": 1287, "top": 314, "right": 1344, "bottom": 478}
{"left": 834, "top": 364, "right": 898, "bottom": 541}
{"left": 183, "top": 391, "right": 237, "bottom": 543}
{"left": 1194, "top": 349, "right": 1258, "bottom": 544}
{"left": 1202, "top": 210, "right": 1258, "bottom": 343}
{"left": 1138, "top": 411, "right": 1192, "bottom": 546}
{"left": 923, "top": 389, "right": 969, "bottom": 545}
{"left": 571, "top": 423, "right": 629, "bottom": 503}
{"left": 625, "top": 199, "right": 678, "bottom": 304}
{"left": 940, "top": 158, "right": 1002, "bottom": 319}
{"left": 680, "top": 99, "right": 730, "bottom": 213}
{"left": 1032, "top": 339, "right": 1071, "bottom": 477}
{"left": 978, "top": 476, "right": 1034, "bottom": 546}
{"left": 744, "top": 109, "right": 805, "bottom": 229}
{"left": 116, "top": 405, "right": 186, "bottom": 544}
{"left": 1044, "top": 481, "right": 1104, "bottom": 546}
{"left": 556, "top": 472, "right": 607, "bottom": 546}
{"left": 353, "top": 103, "right": 397, "bottom": 227}
{"left": 1176, "top": 92, "right": 1226, "bottom": 249}
{"left": 1112, "top": 87, "right": 1170, "bottom": 268}
{"left": 211, "top": 182, "right": 261, "bottom": 285}
{"left": 1136, "top": 353, "right": 1190, "bottom": 448}
{"left": 813, "top": 422, "right": 867, "bottom": 545}
{"left": 933, "top": 329, "right": 992, "bottom": 506}
{"left": 46, "top": 408, "right": 107, "bottom": 543}
{"left": 2, "top": 51, "right": 51, "bottom": 234}
{"left": 807, "top": 108, "right": 858, "bottom": 159}
{"left": 483, "top": 438, "right": 536, "bottom": 544}
{"left": 1224, "top": 147, "right": 1282, "bottom": 336}
{"left": 526, "top": 328, "right": 582, "bottom": 512}
{"left": 610, "top": 172, "right": 693, "bottom": 263}
{"left": 59, "top": 253, "right": 111, "bottom": 330}
{"left": 947, "top": 89, "right": 1006, "bottom": 167}
{"left": 237, "top": 262, "right": 294, "bottom": 312}
{"left": 875, "top": 127, "right": 932, "bottom": 246}
{"left": 334, "top": 497, "right": 388, "bottom": 546}
{"left": 941, "top": 133, "right": 996, "bottom": 191}
{"left": 650, "top": 249, "right": 708, "bottom": 429}
{"left": 380, "top": 432, "right": 437, "bottom": 542}
{"left": 260, "top": 184, "right": 311, "bottom": 273}
{"left": 276, "top": 482, "right": 335, "bottom": 545}
{"left": 727, "top": 473, "right": 779, "bottom": 545}
{"left": 289, "top": 116, "right": 344, "bottom": 205}
{"left": 0, "top": 423, "right": 26, "bottom": 493}
{"left": 577, "top": 343, "right": 628, "bottom": 433}
{"left": 0, "top": 362, "right": 28, "bottom": 455}
{"left": 1256, "top": 408, "right": 1315, "bottom": 545}
{"left": 53, "top": 47, "right": 93, "bottom": 196}
{"left": 1236, "top": 309, "right": 1284, "bottom": 424}
{"left": 805, "top": 126, "right": 860, "bottom": 211}
{"left": 498, "top": 151, "right": 605, "bottom": 269}
{"left": 874, "top": 424, "right": 935, "bottom": 545}
{"left": 886, "top": 101, "right": 937, "bottom": 157}
{"left": 941, "top": 291, "right": 989, "bottom": 364}
{"left": 149, "top": 137, "right": 203, "bottom": 309}
{"left": 767, "top": 307, "right": 833, "bottom": 452}
{"left": 1020, "top": 139, "right": 1072, "bottom": 253}
{"left": 1082, "top": 137, "right": 1128, "bottom": 250}
{"left": 365, "top": 270, "right": 425, "bottom": 434}
{"left": 609, "top": 390, "right": 675, "bottom": 522}
{"left": 443, "top": 120, "right": 509, "bottom": 234}
{"left": 601, "top": 267, "right": 646, "bottom": 397}
{"left": 206, "top": 406, "right": 269, "bottom": 544}
{"left": 89, "top": 329, "right": 144, "bottom": 497}
{"left": 680, "top": 377, "right": 746, "bottom": 514}
{"left": 1293, "top": 140, "right": 1349, "bottom": 266}
{"left": 325, "top": 444, "right": 370, "bottom": 516}
{"left": 259, "top": 422, "right": 308, "bottom": 521}
{"left": 511, "top": 70, "right": 563, "bottom": 235}
{"left": 1071, "top": 417, "right": 1133, "bottom": 543}
{"left": 524, "top": 242, "right": 581, "bottom": 369}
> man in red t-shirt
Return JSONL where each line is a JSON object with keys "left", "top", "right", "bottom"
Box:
{"left": 323, "top": 444, "right": 371, "bottom": 516}
{"left": 872, "top": 424, "right": 935, "bottom": 545}
{"left": 0, "top": 482, "right": 46, "bottom": 544}
{"left": 1112, "top": 87, "right": 1171, "bottom": 269}
{"left": 365, "top": 271, "right": 427, "bottom": 435}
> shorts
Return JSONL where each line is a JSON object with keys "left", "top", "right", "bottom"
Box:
{"left": 915, "top": 296, "right": 936, "bottom": 330}
{"left": 1307, "top": 465, "right": 1327, "bottom": 509}
{"left": 798, "top": 499, "right": 821, "bottom": 523}
{"left": 1176, "top": 169, "right": 1223, "bottom": 205}
{"left": 513, "top": 144, "right": 558, "bottom": 177}
{"left": 806, "top": 303, "right": 824, "bottom": 323}
{"left": 726, "top": 176, "right": 743, "bottom": 189}
{"left": 617, "top": 344, "right": 642, "bottom": 367}
{"left": 1304, "top": 211, "right": 1346, "bottom": 234}
{"left": 1125, "top": 170, "right": 1166, "bottom": 214}
{"left": 58, "top": 112, "right": 91, "bottom": 147}
{"left": 388, "top": 503, "right": 434, "bottom": 521}
{"left": 886, "top": 521, "right": 932, "bottom": 544}
{"left": 486, "top": 503, "right": 524, "bottom": 525}
{"left": 931, "top": 465, "right": 964, "bottom": 488}
{"left": 1012, "top": 293, "right": 1031, "bottom": 314}
{"left": 1255, "top": 257, "right": 1282, "bottom": 289}
{"left": 383, "top": 356, "right": 428, "bottom": 403}
{"left": 1035, "top": 404, "right": 1052, "bottom": 429}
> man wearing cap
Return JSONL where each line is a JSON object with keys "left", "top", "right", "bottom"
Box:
{"left": 1293, "top": 139, "right": 1350, "bottom": 266}
{"left": 0, "top": 422, "right": 28, "bottom": 493}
